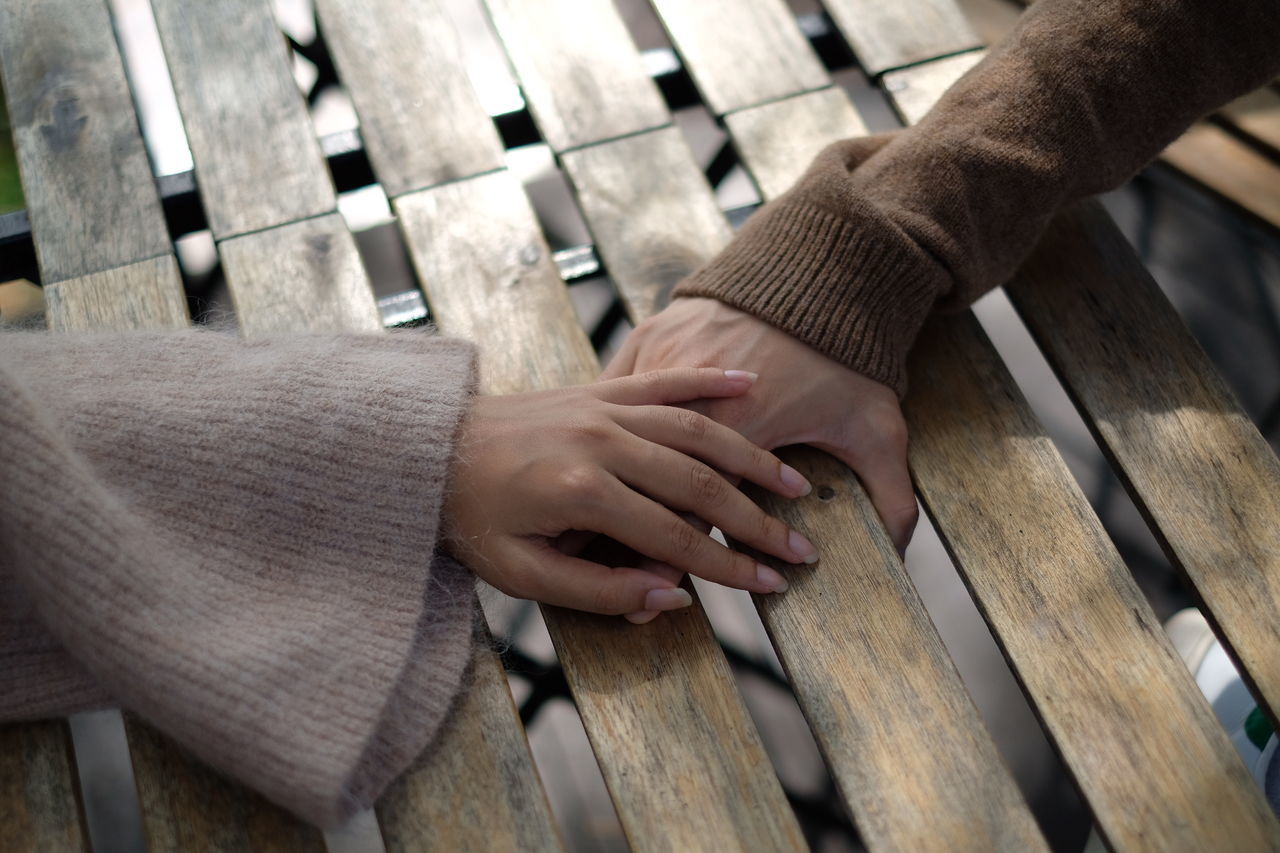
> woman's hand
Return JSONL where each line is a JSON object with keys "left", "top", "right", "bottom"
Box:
{"left": 443, "top": 368, "right": 817, "bottom": 617}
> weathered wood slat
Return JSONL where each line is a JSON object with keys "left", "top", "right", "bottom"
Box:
{"left": 719, "top": 89, "right": 1044, "bottom": 849}
{"left": 0, "top": 0, "right": 172, "bottom": 282}
{"left": 723, "top": 87, "right": 868, "bottom": 200}
{"left": 561, "top": 127, "right": 732, "bottom": 318}
{"left": 123, "top": 715, "right": 324, "bottom": 852}
{"left": 723, "top": 3, "right": 1279, "bottom": 848}
{"left": 150, "top": 0, "right": 335, "bottom": 239}
{"left": 484, "top": 0, "right": 670, "bottom": 151}
{"left": 905, "top": 314, "right": 1280, "bottom": 850}
{"left": 302, "top": 13, "right": 564, "bottom": 846}
{"left": 1008, "top": 201, "right": 1280, "bottom": 719}
{"left": 376, "top": 644, "right": 563, "bottom": 852}
{"left": 396, "top": 167, "right": 805, "bottom": 851}
{"left": 648, "top": 0, "right": 829, "bottom": 114}
{"left": 44, "top": 256, "right": 190, "bottom": 333}
{"left": 1218, "top": 87, "right": 1280, "bottom": 152}
{"left": 821, "top": 0, "right": 982, "bottom": 75}
{"left": 0, "top": 721, "right": 86, "bottom": 852}
{"left": 219, "top": 213, "right": 382, "bottom": 335}
{"left": 881, "top": 50, "right": 985, "bottom": 125}
{"left": 313, "top": 0, "right": 506, "bottom": 196}
{"left": 1160, "top": 121, "right": 1280, "bottom": 230}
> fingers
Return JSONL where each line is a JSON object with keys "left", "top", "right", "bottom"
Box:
{"left": 498, "top": 539, "right": 695, "bottom": 616}
{"left": 585, "top": 479, "right": 793, "bottom": 595}
{"left": 613, "top": 405, "right": 811, "bottom": 499}
{"left": 611, "top": 436, "right": 817, "bottom": 566}
{"left": 818, "top": 422, "right": 918, "bottom": 557}
{"left": 597, "top": 333, "right": 638, "bottom": 381}
{"left": 592, "top": 367, "right": 758, "bottom": 406}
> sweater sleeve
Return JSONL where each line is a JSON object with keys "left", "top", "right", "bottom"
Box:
{"left": 674, "top": 0, "right": 1280, "bottom": 395}
{"left": 0, "top": 327, "right": 479, "bottom": 827}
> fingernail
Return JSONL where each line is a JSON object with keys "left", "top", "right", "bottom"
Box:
{"left": 788, "top": 530, "right": 818, "bottom": 564}
{"left": 645, "top": 588, "right": 693, "bottom": 611}
{"left": 723, "top": 370, "right": 759, "bottom": 383}
{"left": 625, "top": 611, "right": 660, "bottom": 625}
{"left": 756, "top": 563, "right": 789, "bottom": 593}
{"left": 779, "top": 464, "right": 812, "bottom": 496}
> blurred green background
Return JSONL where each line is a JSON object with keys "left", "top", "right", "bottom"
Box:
{"left": 1, "top": 86, "right": 23, "bottom": 213}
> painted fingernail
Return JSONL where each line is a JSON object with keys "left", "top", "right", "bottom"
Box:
{"left": 625, "top": 610, "right": 660, "bottom": 625}
{"left": 723, "top": 370, "right": 759, "bottom": 383}
{"left": 756, "top": 563, "right": 789, "bottom": 593}
{"left": 779, "top": 464, "right": 812, "bottom": 496}
{"left": 789, "top": 530, "right": 818, "bottom": 564}
{"left": 645, "top": 588, "right": 693, "bottom": 611}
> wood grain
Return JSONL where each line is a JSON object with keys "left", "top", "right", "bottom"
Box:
{"left": 561, "top": 127, "right": 732, "bottom": 318}
{"left": 1160, "top": 121, "right": 1280, "bottom": 230}
{"left": 1008, "top": 200, "right": 1280, "bottom": 720}
{"left": 314, "top": 0, "right": 506, "bottom": 196}
{"left": 0, "top": 0, "right": 171, "bottom": 282}
{"left": 822, "top": 0, "right": 982, "bottom": 75}
{"left": 376, "top": 643, "right": 563, "bottom": 852}
{"left": 649, "top": 0, "right": 829, "bottom": 114}
{"left": 150, "top": 0, "right": 335, "bottom": 238}
{"left": 219, "top": 213, "right": 382, "bottom": 336}
{"left": 724, "top": 87, "right": 868, "bottom": 200}
{"left": 44, "top": 256, "right": 189, "bottom": 333}
{"left": 905, "top": 313, "right": 1280, "bottom": 850}
{"left": 1218, "top": 86, "right": 1280, "bottom": 151}
{"left": 396, "top": 168, "right": 805, "bottom": 851}
{"left": 123, "top": 716, "right": 324, "bottom": 852}
{"left": 394, "top": 170, "right": 597, "bottom": 394}
{"left": 881, "top": 50, "right": 985, "bottom": 125}
{"left": 0, "top": 721, "right": 86, "bottom": 852}
{"left": 483, "top": 0, "right": 670, "bottom": 151}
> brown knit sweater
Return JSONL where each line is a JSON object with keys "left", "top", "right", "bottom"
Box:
{"left": 0, "top": 329, "right": 478, "bottom": 826}
{"left": 676, "top": 0, "right": 1280, "bottom": 395}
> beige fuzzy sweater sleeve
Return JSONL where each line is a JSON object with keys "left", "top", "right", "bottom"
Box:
{"left": 675, "top": 0, "right": 1280, "bottom": 395}
{"left": 0, "top": 328, "right": 479, "bottom": 826}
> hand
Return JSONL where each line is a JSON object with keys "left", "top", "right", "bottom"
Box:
{"left": 603, "top": 298, "right": 918, "bottom": 554}
{"left": 443, "top": 368, "right": 817, "bottom": 617}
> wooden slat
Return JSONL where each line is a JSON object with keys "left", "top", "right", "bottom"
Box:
{"left": 219, "top": 213, "right": 382, "bottom": 335}
{"left": 44, "top": 256, "right": 190, "bottom": 333}
{"left": 376, "top": 645, "right": 563, "bottom": 852}
{"left": 905, "top": 314, "right": 1280, "bottom": 850}
{"left": 1218, "top": 86, "right": 1280, "bottom": 152}
{"left": 396, "top": 167, "right": 805, "bottom": 851}
{"left": 150, "top": 0, "right": 335, "bottom": 239}
{"left": 1160, "top": 122, "right": 1280, "bottom": 230}
{"left": 305, "top": 12, "right": 565, "bottom": 847}
{"left": 712, "top": 4, "right": 1280, "bottom": 847}
{"left": 313, "top": 0, "right": 506, "bottom": 196}
{"left": 0, "top": 721, "right": 86, "bottom": 852}
{"left": 0, "top": 0, "right": 172, "bottom": 282}
{"left": 821, "top": 0, "right": 981, "bottom": 75}
{"left": 1008, "top": 201, "right": 1280, "bottom": 719}
{"left": 648, "top": 0, "right": 829, "bottom": 114}
{"left": 484, "top": 0, "right": 670, "bottom": 151}
{"left": 512, "top": 3, "right": 1044, "bottom": 843}
{"left": 723, "top": 87, "right": 868, "bottom": 200}
{"left": 881, "top": 50, "right": 985, "bottom": 125}
{"left": 561, "top": 126, "right": 733, "bottom": 318}
{"left": 123, "top": 715, "right": 323, "bottom": 852}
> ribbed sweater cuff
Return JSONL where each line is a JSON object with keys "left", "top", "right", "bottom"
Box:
{"left": 673, "top": 198, "right": 948, "bottom": 396}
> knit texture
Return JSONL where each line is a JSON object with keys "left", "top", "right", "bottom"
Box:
{"left": 0, "top": 328, "right": 479, "bottom": 826}
{"left": 675, "top": 0, "right": 1280, "bottom": 396}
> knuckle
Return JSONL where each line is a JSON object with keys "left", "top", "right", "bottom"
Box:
{"left": 689, "top": 464, "right": 726, "bottom": 507}
{"left": 668, "top": 517, "right": 701, "bottom": 556}
{"left": 556, "top": 464, "right": 606, "bottom": 502}
{"left": 588, "top": 584, "right": 626, "bottom": 615}
{"left": 674, "top": 407, "right": 709, "bottom": 442}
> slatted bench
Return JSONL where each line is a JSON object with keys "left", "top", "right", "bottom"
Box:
{"left": 2, "top": 0, "right": 1279, "bottom": 850}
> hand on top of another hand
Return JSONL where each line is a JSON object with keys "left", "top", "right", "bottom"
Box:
{"left": 443, "top": 368, "right": 817, "bottom": 618}
{"left": 602, "top": 297, "right": 919, "bottom": 555}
